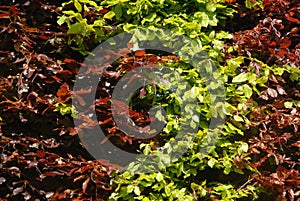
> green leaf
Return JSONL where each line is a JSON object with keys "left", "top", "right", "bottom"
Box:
{"left": 192, "top": 115, "right": 199, "bottom": 123}
{"left": 223, "top": 167, "right": 231, "bottom": 175}
{"left": 245, "top": 0, "right": 256, "bottom": 8}
{"left": 142, "top": 12, "right": 157, "bottom": 24}
{"left": 104, "top": 11, "right": 115, "bottom": 19}
{"left": 123, "top": 24, "right": 138, "bottom": 32}
{"left": 232, "top": 73, "right": 247, "bottom": 83}
{"left": 74, "top": 0, "right": 82, "bottom": 12}
{"left": 164, "top": 121, "right": 173, "bottom": 133}
{"left": 83, "top": 4, "right": 89, "bottom": 11}
{"left": 114, "top": 4, "right": 122, "bottom": 19}
{"left": 227, "top": 122, "right": 244, "bottom": 135}
{"left": 227, "top": 56, "right": 244, "bottom": 70}
{"left": 184, "top": 22, "right": 197, "bottom": 29}
{"left": 127, "top": 185, "right": 134, "bottom": 193}
{"left": 284, "top": 101, "right": 293, "bottom": 108}
{"left": 155, "top": 110, "right": 166, "bottom": 122}
{"left": 238, "top": 143, "right": 249, "bottom": 154}
{"left": 273, "top": 67, "right": 284, "bottom": 76}
{"left": 233, "top": 167, "right": 244, "bottom": 174}
{"left": 93, "top": 19, "right": 103, "bottom": 27}
{"left": 161, "top": 154, "right": 171, "bottom": 165}
{"left": 67, "top": 22, "right": 84, "bottom": 34}
{"left": 57, "top": 16, "right": 68, "bottom": 26}
{"left": 134, "top": 186, "right": 141, "bottom": 195}
{"left": 88, "top": 1, "right": 98, "bottom": 8}
{"left": 141, "top": 143, "right": 151, "bottom": 155}
{"left": 194, "top": 12, "right": 209, "bottom": 27}
{"left": 243, "top": 84, "right": 252, "bottom": 98}
{"left": 156, "top": 172, "right": 164, "bottom": 182}
{"left": 216, "top": 31, "right": 232, "bottom": 39}
{"left": 233, "top": 115, "right": 243, "bottom": 122}
{"left": 206, "top": 2, "right": 216, "bottom": 12}
{"left": 63, "top": 10, "right": 76, "bottom": 16}
{"left": 214, "top": 184, "right": 232, "bottom": 191}
{"left": 208, "top": 158, "right": 216, "bottom": 168}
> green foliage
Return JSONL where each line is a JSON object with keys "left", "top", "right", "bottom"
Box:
{"left": 57, "top": 0, "right": 300, "bottom": 200}
{"left": 245, "top": 0, "right": 263, "bottom": 9}
{"left": 58, "top": 0, "right": 236, "bottom": 54}
{"left": 54, "top": 102, "right": 77, "bottom": 117}
{"left": 57, "top": 0, "right": 112, "bottom": 54}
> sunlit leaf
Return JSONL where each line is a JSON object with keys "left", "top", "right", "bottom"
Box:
{"left": 232, "top": 73, "right": 247, "bottom": 83}
{"left": 103, "top": 11, "right": 115, "bottom": 19}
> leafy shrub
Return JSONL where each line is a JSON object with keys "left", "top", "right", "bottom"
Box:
{"left": 56, "top": 0, "right": 273, "bottom": 200}
{"left": 57, "top": 0, "right": 237, "bottom": 55}
{"left": 1, "top": 0, "right": 298, "bottom": 200}
{"left": 55, "top": 0, "right": 300, "bottom": 200}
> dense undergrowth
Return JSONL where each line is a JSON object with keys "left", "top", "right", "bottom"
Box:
{"left": 0, "top": 0, "right": 299, "bottom": 200}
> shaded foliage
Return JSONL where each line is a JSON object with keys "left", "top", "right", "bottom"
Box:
{"left": 231, "top": 0, "right": 300, "bottom": 66}
{"left": 0, "top": 1, "right": 113, "bottom": 200}
{"left": 223, "top": 1, "right": 300, "bottom": 200}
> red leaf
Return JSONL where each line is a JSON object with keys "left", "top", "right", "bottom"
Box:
{"left": 93, "top": 169, "right": 106, "bottom": 178}
{"left": 268, "top": 48, "right": 276, "bottom": 57}
{"left": 104, "top": 70, "right": 122, "bottom": 79}
{"left": 0, "top": 86, "right": 7, "bottom": 92}
{"left": 225, "top": 0, "right": 236, "bottom": 3}
{"left": 101, "top": 135, "right": 111, "bottom": 144}
{"left": 57, "top": 82, "right": 72, "bottom": 102}
{"left": 0, "top": 13, "right": 9, "bottom": 19}
{"left": 0, "top": 177, "right": 6, "bottom": 185}
{"left": 48, "top": 153, "right": 58, "bottom": 160}
{"left": 82, "top": 177, "right": 90, "bottom": 194}
{"left": 23, "top": 27, "right": 40, "bottom": 33}
{"left": 23, "top": 191, "right": 31, "bottom": 200}
{"left": 145, "top": 54, "right": 159, "bottom": 62}
{"left": 135, "top": 49, "right": 145, "bottom": 57}
{"left": 280, "top": 39, "right": 291, "bottom": 49}
{"left": 139, "top": 87, "right": 147, "bottom": 98}
{"left": 98, "top": 9, "right": 109, "bottom": 14}
{"left": 78, "top": 165, "right": 93, "bottom": 173}
{"left": 59, "top": 70, "right": 73, "bottom": 76}
{"left": 45, "top": 192, "right": 54, "bottom": 199}
{"left": 276, "top": 85, "right": 286, "bottom": 95}
{"left": 107, "top": 126, "right": 117, "bottom": 134}
{"left": 127, "top": 42, "right": 133, "bottom": 49}
{"left": 291, "top": 141, "right": 300, "bottom": 147}
{"left": 269, "top": 41, "right": 277, "bottom": 47}
{"left": 288, "top": 189, "right": 294, "bottom": 201}
{"left": 263, "top": 0, "right": 271, "bottom": 6}
{"left": 13, "top": 186, "right": 23, "bottom": 196}
{"left": 36, "top": 150, "right": 46, "bottom": 158}
{"left": 74, "top": 88, "right": 92, "bottom": 95}
{"left": 278, "top": 49, "right": 287, "bottom": 57}
{"left": 40, "top": 171, "right": 64, "bottom": 179}
{"left": 99, "top": 117, "right": 113, "bottom": 125}
{"left": 69, "top": 127, "right": 78, "bottom": 136}
{"left": 259, "top": 90, "right": 269, "bottom": 100}
{"left": 94, "top": 97, "right": 110, "bottom": 105}
{"left": 63, "top": 58, "right": 77, "bottom": 63}
{"left": 285, "top": 16, "right": 300, "bottom": 24}
{"left": 119, "top": 48, "right": 131, "bottom": 55}
{"left": 39, "top": 35, "right": 50, "bottom": 40}
{"left": 51, "top": 76, "right": 62, "bottom": 83}
{"left": 42, "top": 172, "right": 58, "bottom": 177}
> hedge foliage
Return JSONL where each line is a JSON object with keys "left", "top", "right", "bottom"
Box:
{"left": 0, "top": 0, "right": 299, "bottom": 200}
